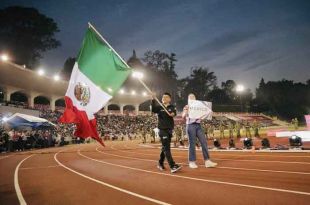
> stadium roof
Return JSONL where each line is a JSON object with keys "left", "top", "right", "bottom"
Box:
{"left": 0, "top": 61, "right": 151, "bottom": 106}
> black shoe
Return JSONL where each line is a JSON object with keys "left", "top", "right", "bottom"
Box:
{"left": 157, "top": 163, "right": 166, "bottom": 171}
{"left": 170, "top": 164, "right": 182, "bottom": 173}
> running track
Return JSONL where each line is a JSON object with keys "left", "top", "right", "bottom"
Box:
{"left": 1, "top": 141, "right": 310, "bottom": 205}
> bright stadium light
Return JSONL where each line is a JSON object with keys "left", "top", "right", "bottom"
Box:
{"left": 132, "top": 71, "right": 144, "bottom": 79}
{"left": 1, "top": 54, "right": 9, "bottom": 62}
{"left": 142, "top": 91, "right": 147, "bottom": 96}
{"left": 53, "top": 75, "right": 60, "bottom": 81}
{"left": 213, "top": 139, "right": 221, "bottom": 149}
{"left": 236, "top": 84, "right": 245, "bottom": 92}
{"left": 131, "top": 90, "right": 136, "bottom": 95}
{"left": 289, "top": 135, "right": 302, "bottom": 149}
{"left": 37, "top": 69, "right": 45, "bottom": 76}
{"left": 119, "top": 89, "right": 125, "bottom": 94}
{"left": 243, "top": 137, "right": 253, "bottom": 149}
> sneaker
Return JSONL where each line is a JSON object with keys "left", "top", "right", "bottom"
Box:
{"left": 205, "top": 160, "right": 217, "bottom": 168}
{"left": 189, "top": 161, "right": 198, "bottom": 169}
{"left": 157, "top": 163, "right": 166, "bottom": 171}
{"left": 171, "top": 164, "right": 182, "bottom": 173}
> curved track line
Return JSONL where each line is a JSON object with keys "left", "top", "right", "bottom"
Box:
{"left": 0, "top": 155, "right": 12, "bottom": 160}
{"left": 54, "top": 149, "right": 170, "bottom": 205}
{"left": 136, "top": 144, "right": 310, "bottom": 158}
{"left": 79, "top": 149, "right": 310, "bottom": 196}
{"left": 111, "top": 144, "right": 310, "bottom": 165}
{"left": 20, "top": 165, "right": 60, "bottom": 170}
{"left": 97, "top": 148, "right": 310, "bottom": 175}
{"left": 14, "top": 155, "right": 34, "bottom": 205}
{"left": 135, "top": 144, "right": 310, "bottom": 158}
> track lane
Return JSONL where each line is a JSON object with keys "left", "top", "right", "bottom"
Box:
{"left": 17, "top": 146, "right": 164, "bottom": 205}
{"left": 95, "top": 145, "right": 310, "bottom": 193}
{"left": 77, "top": 145, "right": 310, "bottom": 205}
{"left": 110, "top": 143, "right": 310, "bottom": 172}
{"left": 0, "top": 154, "right": 31, "bottom": 205}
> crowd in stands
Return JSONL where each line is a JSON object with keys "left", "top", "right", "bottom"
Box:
{"left": 0, "top": 128, "right": 60, "bottom": 152}
{"left": 0, "top": 104, "right": 278, "bottom": 153}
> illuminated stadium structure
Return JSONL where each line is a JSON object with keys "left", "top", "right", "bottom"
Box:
{"left": 0, "top": 51, "right": 151, "bottom": 115}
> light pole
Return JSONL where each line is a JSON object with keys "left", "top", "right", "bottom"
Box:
{"left": 236, "top": 84, "right": 245, "bottom": 112}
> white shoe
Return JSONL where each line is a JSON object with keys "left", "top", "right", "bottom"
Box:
{"left": 205, "top": 160, "right": 217, "bottom": 168}
{"left": 189, "top": 161, "right": 198, "bottom": 169}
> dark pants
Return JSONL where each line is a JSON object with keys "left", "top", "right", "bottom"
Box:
{"left": 159, "top": 129, "right": 175, "bottom": 168}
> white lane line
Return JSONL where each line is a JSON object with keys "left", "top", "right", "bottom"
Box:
{"left": 138, "top": 143, "right": 310, "bottom": 154}
{"left": 20, "top": 165, "right": 60, "bottom": 170}
{"left": 112, "top": 145, "right": 310, "bottom": 165}
{"left": 14, "top": 155, "right": 34, "bottom": 205}
{"left": 97, "top": 148, "right": 310, "bottom": 175}
{"left": 0, "top": 155, "right": 12, "bottom": 160}
{"left": 80, "top": 149, "right": 310, "bottom": 196}
{"left": 137, "top": 144, "right": 310, "bottom": 157}
{"left": 54, "top": 150, "right": 170, "bottom": 205}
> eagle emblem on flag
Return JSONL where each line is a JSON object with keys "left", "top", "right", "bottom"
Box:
{"left": 74, "top": 82, "right": 91, "bottom": 106}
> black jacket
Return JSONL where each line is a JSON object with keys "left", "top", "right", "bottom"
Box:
{"left": 151, "top": 99, "right": 176, "bottom": 130}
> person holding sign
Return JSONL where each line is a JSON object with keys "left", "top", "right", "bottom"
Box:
{"left": 182, "top": 93, "right": 217, "bottom": 169}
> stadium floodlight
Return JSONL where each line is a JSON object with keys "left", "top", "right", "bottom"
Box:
{"left": 243, "top": 137, "right": 253, "bottom": 149}
{"left": 37, "top": 69, "right": 45, "bottom": 76}
{"left": 1, "top": 54, "right": 9, "bottom": 62}
{"left": 289, "top": 135, "right": 302, "bottom": 148}
{"left": 142, "top": 91, "right": 147, "bottom": 96}
{"left": 53, "top": 75, "right": 60, "bottom": 81}
{"left": 213, "top": 138, "right": 221, "bottom": 149}
{"left": 119, "top": 89, "right": 124, "bottom": 94}
{"left": 132, "top": 71, "right": 144, "bottom": 79}
{"left": 236, "top": 84, "right": 245, "bottom": 92}
{"left": 261, "top": 138, "right": 271, "bottom": 149}
{"left": 131, "top": 90, "right": 136, "bottom": 95}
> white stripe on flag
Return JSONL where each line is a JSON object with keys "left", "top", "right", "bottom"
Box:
{"left": 66, "top": 63, "right": 112, "bottom": 119}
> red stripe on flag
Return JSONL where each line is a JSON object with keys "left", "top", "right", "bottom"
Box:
{"left": 59, "top": 96, "right": 105, "bottom": 147}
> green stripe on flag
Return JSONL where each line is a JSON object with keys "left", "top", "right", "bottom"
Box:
{"left": 77, "top": 28, "right": 132, "bottom": 95}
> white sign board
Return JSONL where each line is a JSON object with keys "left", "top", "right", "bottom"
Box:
{"left": 188, "top": 100, "right": 212, "bottom": 120}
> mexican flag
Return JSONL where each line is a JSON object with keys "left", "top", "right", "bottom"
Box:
{"left": 59, "top": 25, "right": 132, "bottom": 146}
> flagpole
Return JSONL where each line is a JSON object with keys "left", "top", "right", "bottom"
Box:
{"left": 88, "top": 22, "right": 172, "bottom": 116}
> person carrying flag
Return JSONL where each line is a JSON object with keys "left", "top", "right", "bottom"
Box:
{"left": 152, "top": 92, "right": 182, "bottom": 173}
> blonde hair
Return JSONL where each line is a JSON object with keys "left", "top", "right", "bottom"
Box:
{"left": 188, "top": 93, "right": 196, "bottom": 100}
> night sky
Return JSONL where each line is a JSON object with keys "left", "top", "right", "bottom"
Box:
{"left": 1, "top": 0, "right": 310, "bottom": 92}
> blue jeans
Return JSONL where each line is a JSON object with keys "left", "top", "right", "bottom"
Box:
{"left": 186, "top": 123, "right": 210, "bottom": 161}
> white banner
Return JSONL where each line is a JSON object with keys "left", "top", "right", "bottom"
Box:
{"left": 188, "top": 100, "right": 212, "bottom": 120}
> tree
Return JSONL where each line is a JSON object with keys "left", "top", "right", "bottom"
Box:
{"left": 208, "top": 87, "right": 230, "bottom": 104}
{"left": 183, "top": 66, "right": 217, "bottom": 100}
{"left": 221, "top": 80, "right": 237, "bottom": 104}
{"left": 60, "top": 57, "right": 76, "bottom": 80}
{"left": 0, "top": 6, "right": 61, "bottom": 67}
{"left": 143, "top": 50, "right": 169, "bottom": 70}
{"left": 142, "top": 50, "right": 179, "bottom": 101}
{"left": 253, "top": 79, "right": 309, "bottom": 120}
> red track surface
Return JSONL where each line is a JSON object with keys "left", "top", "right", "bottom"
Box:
{"left": 1, "top": 141, "right": 310, "bottom": 205}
